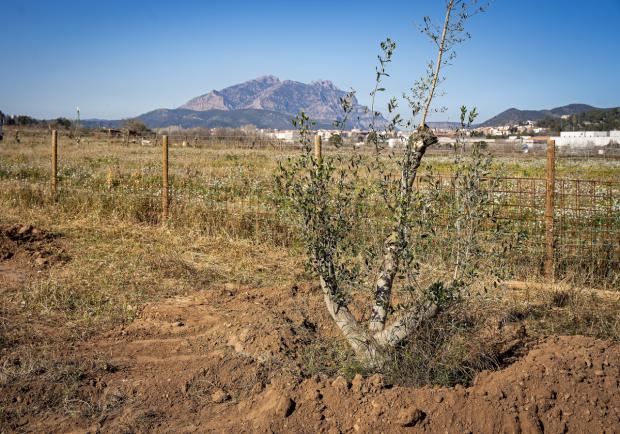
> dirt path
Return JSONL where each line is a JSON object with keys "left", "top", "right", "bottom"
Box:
{"left": 10, "top": 283, "right": 617, "bottom": 434}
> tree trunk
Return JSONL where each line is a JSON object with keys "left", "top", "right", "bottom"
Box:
{"left": 319, "top": 276, "right": 379, "bottom": 361}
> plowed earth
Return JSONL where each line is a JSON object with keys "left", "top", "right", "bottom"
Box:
{"left": 1, "top": 226, "right": 619, "bottom": 433}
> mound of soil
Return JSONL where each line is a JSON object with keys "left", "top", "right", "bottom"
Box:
{"left": 0, "top": 224, "right": 66, "bottom": 269}
{"left": 240, "top": 335, "right": 619, "bottom": 433}
{"left": 8, "top": 285, "right": 619, "bottom": 434}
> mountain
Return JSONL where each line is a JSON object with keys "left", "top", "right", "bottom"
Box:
{"left": 427, "top": 121, "right": 461, "bottom": 130}
{"left": 133, "top": 108, "right": 336, "bottom": 130}
{"left": 480, "top": 104, "right": 598, "bottom": 127}
{"left": 83, "top": 76, "right": 388, "bottom": 131}
{"left": 179, "top": 75, "right": 386, "bottom": 129}
{"left": 84, "top": 108, "right": 340, "bottom": 130}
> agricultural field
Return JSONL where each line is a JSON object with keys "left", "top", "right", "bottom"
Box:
{"left": 1, "top": 130, "right": 620, "bottom": 432}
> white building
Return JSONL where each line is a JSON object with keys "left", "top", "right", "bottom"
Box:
{"left": 388, "top": 137, "right": 406, "bottom": 148}
{"left": 269, "top": 130, "right": 297, "bottom": 142}
{"left": 552, "top": 131, "right": 620, "bottom": 147}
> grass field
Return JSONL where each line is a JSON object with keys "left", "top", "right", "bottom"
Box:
{"left": 1, "top": 130, "right": 620, "bottom": 430}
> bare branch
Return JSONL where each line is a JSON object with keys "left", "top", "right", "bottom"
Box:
{"left": 420, "top": 0, "right": 455, "bottom": 126}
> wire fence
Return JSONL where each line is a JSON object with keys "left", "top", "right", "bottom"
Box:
{"left": 2, "top": 172, "right": 618, "bottom": 286}
{"left": 4, "top": 127, "right": 620, "bottom": 157}
{"left": 1, "top": 131, "right": 619, "bottom": 287}
{"left": 413, "top": 175, "right": 620, "bottom": 283}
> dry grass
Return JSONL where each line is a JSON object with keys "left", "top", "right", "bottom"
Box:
{"left": 0, "top": 133, "right": 619, "bottom": 420}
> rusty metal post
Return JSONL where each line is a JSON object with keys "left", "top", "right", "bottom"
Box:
{"left": 162, "top": 135, "right": 169, "bottom": 222}
{"left": 314, "top": 134, "right": 322, "bottom": 161}
{"left": 544, "top": 139, "right": 556, "bottom": 280}
{"left": 51, "top": 130, "right": 58, "bottom": 198}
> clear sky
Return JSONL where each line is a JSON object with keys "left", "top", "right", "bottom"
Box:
{"left": 1, "top": 0, "right": 619, "bottom": 123}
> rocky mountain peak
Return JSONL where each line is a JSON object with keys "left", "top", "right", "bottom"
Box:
{"left": 254, "top": 75, "right": 281, "bottom": 84}
{"left": 178, "top": 76, "right": 387, "bottom": 129}
{"left": 311, "top": 79, "right": 337, "bottom": 90}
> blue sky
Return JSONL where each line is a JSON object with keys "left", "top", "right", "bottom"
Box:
{"left": 1, "top": 0, "right": 619, "bottom": 123}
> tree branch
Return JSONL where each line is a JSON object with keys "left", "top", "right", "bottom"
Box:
{"left": 373, "top": 298, "right": 438, "bottom": 347}
{"left": 420, "top": 0, "right": 455, "bottom": 126}
{"left": 318, "top": 276, "right": 379, "bottom": 361}
{"left": 368, "top": 129, "right": 438, "bottom": 332}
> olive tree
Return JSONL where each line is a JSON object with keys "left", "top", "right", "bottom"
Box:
{"left": 277, "top": 0, "right": 488, "bottom": 364}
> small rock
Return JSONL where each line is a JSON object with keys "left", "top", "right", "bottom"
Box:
{"left": 275, "top": 396, "right": 296, "bottom": 418}
{"left": 331, "top": 376, "right": 349, "bottom": 390}
{"left": 367, "top": 373, "right": 385, "bottom": 391}
{"left": 211, "top": 389, "right": 230, "bottom": 404}
{"left": 351, "top": 374, "right": 364, "bottom": 393}
{"left": 398, "top": 408, "right": 426, "bottom": 427}
{"left": 305, "top": 388, "right": 322, "bottom": 401}
{"left": 173, "top": 321, "right": 185, "bottom": 327}
{"left": 594, "top": 370, "right": 604, "bottom": 376}
{"left": 434, "top": 395, "right": 444, "bottom": 403}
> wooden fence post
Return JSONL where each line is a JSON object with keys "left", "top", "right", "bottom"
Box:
{"left": 544, "top": 139, "right": 556, "bottom": 280}
{"left": 314, "top": 134, "right": 322, "bottom": 161}
{"left": 51, "top": 130, "right": 58, "bottom": 198}
{"left": 162, "top": 135, "right": 169, "bottom": 222}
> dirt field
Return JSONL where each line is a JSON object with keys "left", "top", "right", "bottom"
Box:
{"left": 1, "top": 222, "right": 619, "bottom": 433}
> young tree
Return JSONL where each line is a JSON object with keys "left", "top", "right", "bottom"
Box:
{"left": 277, "top": 0, "right": 487, "bottom": 364}
{"left": 328, "top": 133, "right": 343, "bottom": 146}
{"left": 121, "top": 119, "right": 152, "bottom": 135}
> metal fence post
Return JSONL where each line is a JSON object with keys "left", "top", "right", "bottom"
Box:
{"left": 51, "top": 130, "right": 58, "bottom": 198}
{"left": 544, "top": 139, "right": 556, "bottom": 280}
{"left": 162, "top": 135, "right": 169, "bottom": 222}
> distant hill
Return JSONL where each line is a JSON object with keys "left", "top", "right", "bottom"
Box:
{"left": 427, "top": 121, "right": 461, "bottom": 130}
{"left": 179, "top": 75, "right": 387, "bottom": 129}
{"left": 83, "top": 108, "right": 338, "bottom": 130}
{"left": 85, "top": 76, "right": 388, "bottom": 131}
{"left": 480, "top": 104, "right": 599, "bottom": 127}
{"left": 135, "top": 108, "right": 338, "bottom": 130}
{"left": 537, "top": 107, "right": 620, "bottom": 132}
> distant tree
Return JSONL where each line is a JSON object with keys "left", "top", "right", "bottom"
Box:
{"left": 365, "top": 131, "right": 378, "bottom": 145}
{"left": 15, "top": 115, "right": 39, "bottom": 126}
{"left": 537, "top": 107, "right": 620, "bottom": 132}
{"left": 54, "top": 117, "right": 72, "bottom": 129}
{"left": 121, "top": 119, "right": 152, "bottom": 135}
{"left": 328, "top": 133, "right": 343, "bottom": 146}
